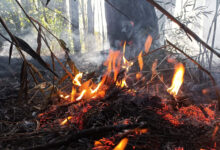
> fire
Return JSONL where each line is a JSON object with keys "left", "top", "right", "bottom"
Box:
{"left": 76, "top": 89, "right": 86, "bottom": 101}
{"left": 113, "top": 138, "right": 128, "bottom": 150}
{"left": 116, "top": 78, "right": 128, "bottom": 88}
{"left": 144, "top": 35, "right": 153, "bottom": 53}
{"left": 133, "top": 128, "right": 148, "bottom": 135}
{"left": 167, "top": 63, "right": 185, "bottom": 96}
{"left": 60, "top": 116, "right": 72, "bottom": 125}
{"left": 122, "top": 42, "right": 133, "bottom": 72}
{"left": 138, "top": 51, "right": 143, "bottom": 71}
{"left": 73, "top": 72, "right": 83, "bottom": 86}
{"left": 104, "top": 50, "right": 121, "bottom": 81}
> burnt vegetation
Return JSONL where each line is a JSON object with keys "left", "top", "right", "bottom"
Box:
{"left": 0, "top": 0, "right": 220, "bottom": 150}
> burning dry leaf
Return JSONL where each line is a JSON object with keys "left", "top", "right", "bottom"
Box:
{"left": 113, "top": 138, "right": 128, "bottom": 150}
{"left": 138, "top": 51, "right": 143, "bottom": 71}
{"left": 144, "top": 35, "right": 152, "bottom": 53}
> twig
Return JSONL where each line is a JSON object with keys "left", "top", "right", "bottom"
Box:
{"left": 146, "top": 0, "right": 220, "bottom": 58}
{"left": 167, "top": 40, "right": 220, "bottom": 111}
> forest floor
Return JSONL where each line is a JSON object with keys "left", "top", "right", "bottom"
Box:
{"left": 0, "top": 51, "right": 219, "bottom": 150}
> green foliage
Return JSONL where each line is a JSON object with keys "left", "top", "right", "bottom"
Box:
{"left": 0, "top": 0, "right": 69, "bottom": 44}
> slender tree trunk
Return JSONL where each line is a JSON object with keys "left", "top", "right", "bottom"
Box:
{"left": 70, "top": 0, "right": 81, "bottom": 53}
{"left": 87, "top": 0, "right": 94, "bottom": 34}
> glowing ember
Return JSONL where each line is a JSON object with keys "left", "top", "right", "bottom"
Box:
{"left": 113, "top": 138, "right": 128, "bottom": 150}
{"left": 73, "top": 72, "right": 83, "bottom": 86}
{"left": 167, "top": 63, "right": 185, "bottom": 96}
{"left": 144, "top": 35, "right": 153, "bottom": 53}
{"left": 60, "top": 116, "right": 72, "bottom": 125}
{"left": 133, "top": 128, "right": 148, "bottom": 135}
{"left": 212, "top": 125, "right": 219, "bottom": 140}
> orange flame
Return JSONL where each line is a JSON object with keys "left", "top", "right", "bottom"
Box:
{"left": 73, "top": 72, "right": 83, "bottom": 86}
{"left": 144, "top": 35, "right": 152, "bottom": 53}
{"left": 91, "top": 76, "right": 106, "bottom": 94}
{"left": 167, "top": 63, "right": 185, "bottom": 96}
{"left": 122, "top": 42, "right": 133, "bottom": 72}
{"left": 76, "top": 90, "right": 86, "bottom": 101}
{"left": 113, "top": 138, "right": 128, "bottom": 150}
{"left": 138, "top": 51, "right": 143, "bottom": 71}
{"left": 104, "top": 50, "right": 121, "bottom": 81}
{"left": 116, "top": 78, "right": 128, "bottom": 88}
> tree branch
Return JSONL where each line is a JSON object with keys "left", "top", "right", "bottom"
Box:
{"left": 167, "top": 40, "right": 220, "bottom": 111}
{"left": 146, "top": 0, "right": 220, "bottom": 58}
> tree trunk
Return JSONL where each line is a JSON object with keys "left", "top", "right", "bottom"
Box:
{"left": 87, "top": 0, "right": 94, "bottom": 34}
{"left": 70, "top": 0, "right": 81, "bottom": 53}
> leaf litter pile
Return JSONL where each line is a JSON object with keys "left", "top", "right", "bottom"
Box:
{"left": 0, "top": 35, "right": 220, "bottom": 150}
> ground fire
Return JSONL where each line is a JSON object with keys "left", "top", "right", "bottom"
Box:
{"left": 0, "top": 0, "right": 220, "bottom": 150}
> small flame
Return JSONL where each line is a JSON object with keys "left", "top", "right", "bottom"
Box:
{"left": 76, "top": 90, "right": 86, "bottom": 101}
{"left": 136, "top": 72, "right": 142, "bottom": 80}
{"left": 122, "top": 42, "right": 133, "bottom": 72}
{"left": 167, "top": 63, "right": 185, "bottom": 96}
{"left": 113, "top": 138, "right": 128, "bottom": 150}
{"left": 138, "top": 51, "right": 143, "bottom": 71}
{"left": 70, "top": 88, "right": 76, "bottom": 101}
{"left": 104, "top": 50, "right": 121, "bottom": 81}
{"left": 73, "top": 72, "right": 83, "bottom": 86}
{"left": 144, "top": 35, "right": 152, "bottom": 53}
{"left": 116, "top": 78, "right": 128, "bottom": 88}
{"left": 91, "top": 76, "right": 106, "bottom": 94}
{"left": 60, "top": 116, "right": 72, "bottom": 125}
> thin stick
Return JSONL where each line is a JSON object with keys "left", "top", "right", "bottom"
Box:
{"left": 167, "top": 40, "right": 220, "bottom": 111}
{"left": 146, "top": 0, "right": 220, "bottom": 58}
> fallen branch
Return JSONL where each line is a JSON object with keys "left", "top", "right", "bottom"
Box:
{"left": 26, "top": 123, "right": 146, "bottom": 150}
{"left": 167, "top": 40, "right": 220, "bottom": 111}
{"left": 146, "top": 0, "right": 220, "bottom": 58}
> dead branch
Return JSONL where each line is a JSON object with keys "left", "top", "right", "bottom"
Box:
{"left": 146, "top": 0, "right": 220, "bottom": 58}
{"left": 167, "top": 40, "right": 220, "bottom": 111}
{"left": 26, "top": 123, "right": 145, "bottom": 150}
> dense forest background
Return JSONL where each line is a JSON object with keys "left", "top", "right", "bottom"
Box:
{"left": 0, "top": 0, "right": 219, "bottom": 70}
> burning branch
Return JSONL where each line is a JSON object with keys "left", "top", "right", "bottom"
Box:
{"left": 146, "top": 0, "right": 220, "bottom": 58}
